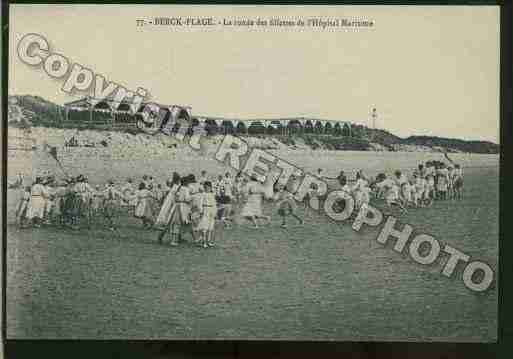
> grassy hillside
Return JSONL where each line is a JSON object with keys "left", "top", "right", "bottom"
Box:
{"left": 7, "top": 95, "right": 499, "bottom": 154}
{"left": 402, "top": 136, "right": 499, "bottom": 154}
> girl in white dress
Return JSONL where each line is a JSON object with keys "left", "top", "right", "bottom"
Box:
{"left": 353, "top": 171, "right": 369, "bottom": 210}
{"left": 401, "top": 181, "right": 416, "bottom": 208}
{"left": 240, "top": 176, "right": 271, "bottom": 228}
{"left": 27, "top": 177, "right": 50, "bottom": 227}
{"left": 375, "top": 175, "right": 407, "bottom": 213}
{"left": 197, "top": 181, "right": 218, "bottom": 248}
{"left": 120, "top": 178, "right": 136, "bottom": 209}
{"left": 133, "top": 182, "right": 155, "bottom": 228}
{"left": 73, "top": 176, "right": 95, "bottom": 228}
{"left": 167, "top": 177, "right": 193, "bottom": 246}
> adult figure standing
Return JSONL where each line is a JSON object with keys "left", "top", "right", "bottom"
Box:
{"left": 26, "top": 177, "right": 49, "bottom": 227}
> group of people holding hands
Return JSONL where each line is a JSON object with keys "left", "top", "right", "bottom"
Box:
{"left": 14, "top": 156, "right": 463, "bottom": 248}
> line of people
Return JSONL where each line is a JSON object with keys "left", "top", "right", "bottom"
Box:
{"left": 14, "top": 159, "right": 464, "bottom": 248}
{"left": 14, "top": 170, "right": 320, "bottom": 248}
{"left": 326, "top": 160, "right": 464, "bottom": 215}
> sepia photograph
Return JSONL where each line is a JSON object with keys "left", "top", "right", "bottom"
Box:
{"left": 5, "top": 4, "right": 499, "bottom": 342}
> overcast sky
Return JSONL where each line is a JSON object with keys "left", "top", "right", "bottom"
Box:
{"left": 9, "top": 5, "right": 500, "bottom": 143}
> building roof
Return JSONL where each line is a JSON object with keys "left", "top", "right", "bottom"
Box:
{"left": 63, "top": 97, "right": 353, "bottom": 126}
{"left": 63, "top": 96, "right": 191, "bottom": 111}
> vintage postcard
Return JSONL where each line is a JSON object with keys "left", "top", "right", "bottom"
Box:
{"left": 5, "top": 4, "right": 499, "bottom": 341}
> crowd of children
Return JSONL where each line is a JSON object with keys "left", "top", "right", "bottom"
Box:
{"left": 14, "top": 158, "right": 463, "bottom": 248}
